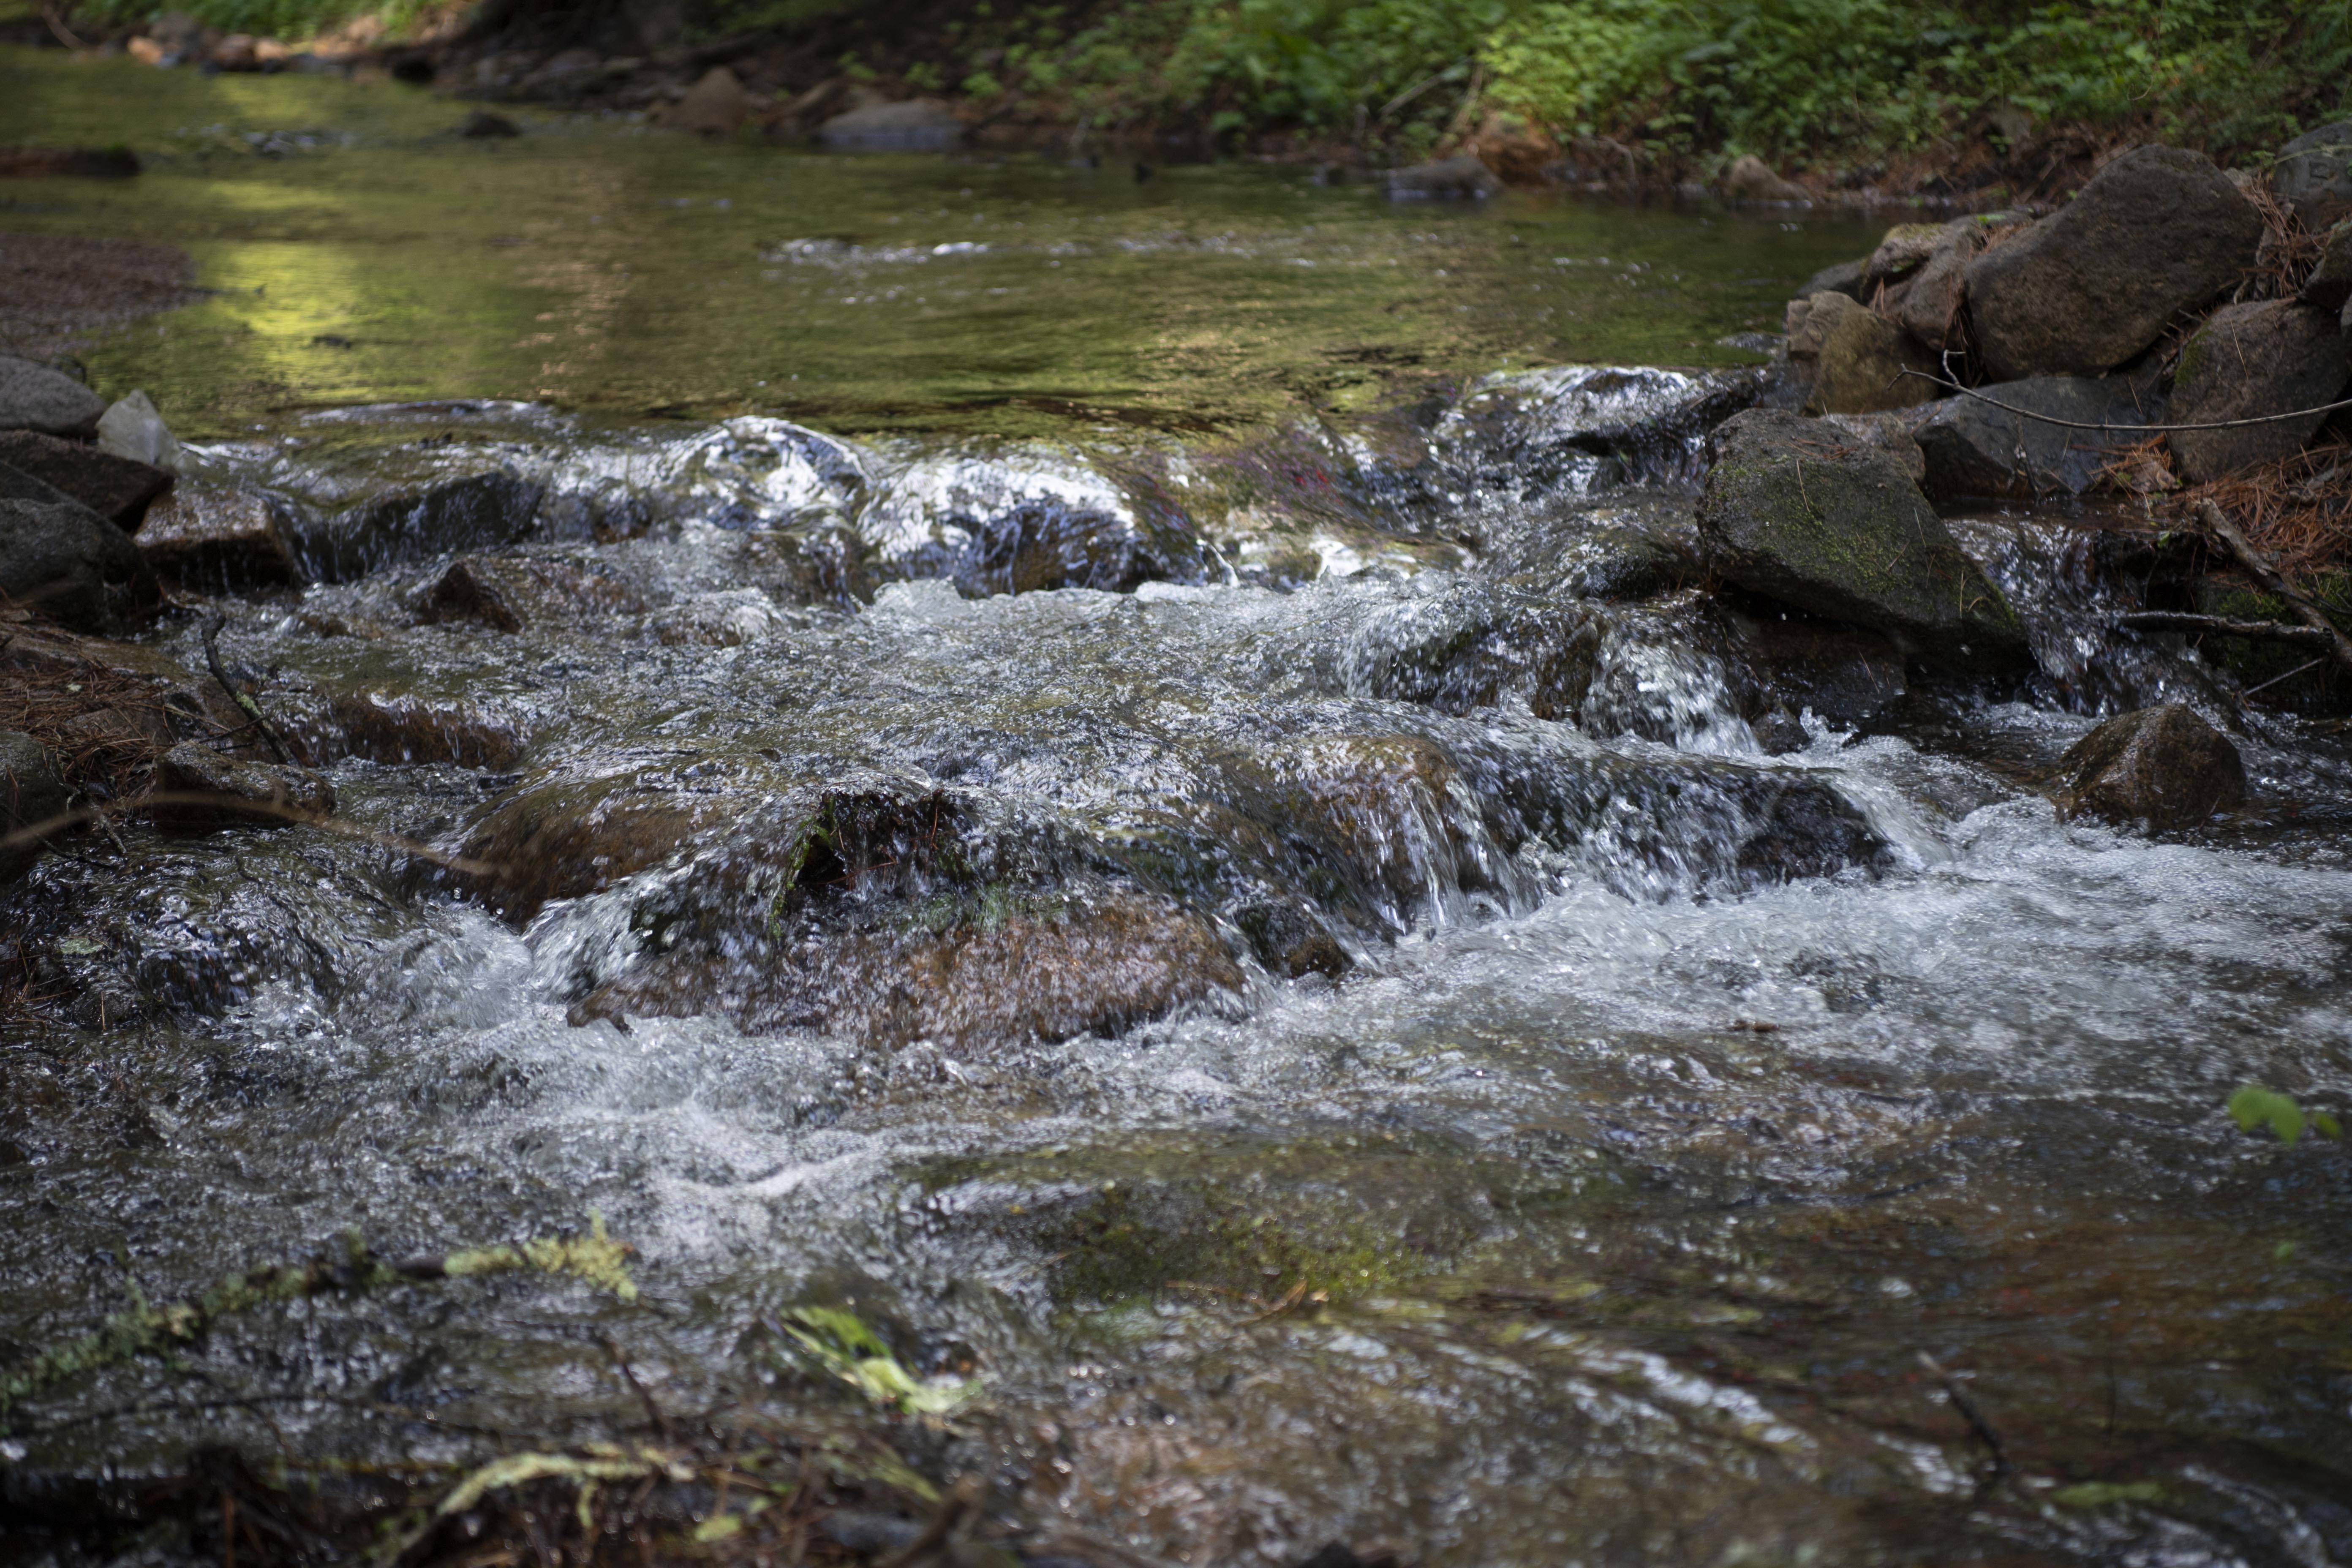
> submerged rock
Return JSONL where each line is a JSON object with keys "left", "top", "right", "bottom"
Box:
{"left": 1384, "top": 155, "right": 1500, "bottom": 200}
{"left": 0, "top": 730, "right": 68, "bottom": 884}
{"left": 0, "top": 356, "right": 106, "bottom": 439}
{"left": 411, "top": 553, "right": 646, "bottom": 634}
{"left": 1783, "top": 292, "right": 1939, "bottom": 415}
{"left": 0, "top": 436, "right": 172, "bottom": 529}
{"left": 2166, "top": 300, "right": 2351, "bottom": 482}
{"left": 2273, "top": 121, "right": 2352, "bottom": 232}
{"left": 1696, "top": 408, "right": 2027, "bottom": 669}
{"left": 1965, "top": 146, "right": 2262, "bottom": 381}
{"left": 818, "top": 98, "right": 962, "bottom": 151}
{"left": 289, "top": 470, "right": 546, "bottom": 581}
{"left": 459, "top": 109, "right": 521, "bottom": 139}
{"left": 2055, "top": 704, "right": 2244, "bottom": 830}
{"left": 0, "top": 495, "right": 158, "bottom": 633}
{"left": 149, "top": 743, "right": 336, "bottom": 832}
{"left": 1910, "top": 376, "right": 2157, "bottom": 498}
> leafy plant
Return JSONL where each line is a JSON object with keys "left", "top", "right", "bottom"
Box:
{"left": 777, "top": 1306, "right": 978, "bottom": 1414}
{"left": 2227, "top": 1084, "right": 2343, "bottom": 1148}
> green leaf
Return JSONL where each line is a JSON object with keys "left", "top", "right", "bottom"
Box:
{"left": 2228, "top": 1086, "right": 2305, "bottom": 1147}
{"left": 2314, "top": 1111, "right": 2342, "bottom": 1141}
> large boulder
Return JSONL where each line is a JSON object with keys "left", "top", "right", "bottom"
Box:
{"left": 818, "top": 98, "right": 963, "bottom": 152}
{"left": 1696, "top": 407, "right": 2028, "bottom": 668}
{"left": 0, "top": 496, "right": 160, "bottom": 632}
{"left": 0, "top": 356, "right": 106, "bottom": 438}
{"left": 1783, "top": 291, "right": 1941, "bottom": 414}
{"left": 2055, "top": 704, "right": 2243, "bottom": 831}
{"left": 1797, "top": 256, "right": 1867, "bottom": 302}
{"left": 1910, "top": 376, "right": 2157, "bottom": 499}
{"left": 1965, "top": 147, "right": 2262, "bottom": 381}
{"left": 0, "top": 435, "right": 173, "bottom": 528}
{"left": 0, "top": 730, "right": 69, "bottom": 884}
{"left": 2166, "top": 300, "right": 2351, "bottom": 482}
{"left": 2274, "top": 121, "right": 2352, "bottom": 233}
{"left": 1384, "top": 154, "right": 1500, "bottom": 200}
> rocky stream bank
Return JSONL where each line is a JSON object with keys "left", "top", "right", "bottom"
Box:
{"left": 4, "top": 126, "right": 2352, "bottom": 1568}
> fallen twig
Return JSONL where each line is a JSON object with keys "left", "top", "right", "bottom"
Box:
{"left": 2112, "top": 612, "right": 2334, "bottom": 646}
{"left": 873, "top": 1474, "right": 980, "bottom": 1568}
{"left": 1916, "top": 1350, "right": 2011, "bottom": 1481}
{"left": 201, "top": 615, "right": 292, "bottom": 765}
{"left": 2194, "top": 499, "right": 2352, "bottom": 678}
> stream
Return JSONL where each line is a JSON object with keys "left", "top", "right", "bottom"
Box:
{"left": 5, "top": 47, "right": 2352, "bottom": 1568}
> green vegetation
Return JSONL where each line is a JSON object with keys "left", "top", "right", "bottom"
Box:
{"left": 48, "top": 0, "right": 2352, "bottom": 172}
{"left": 2228, "top": 1084, "right": 2343, "bottom": 1149}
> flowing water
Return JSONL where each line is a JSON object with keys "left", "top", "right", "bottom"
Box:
{"left": 6, "top": 47, "right": 2352, "bottom": 1568}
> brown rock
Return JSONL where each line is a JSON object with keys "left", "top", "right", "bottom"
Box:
{"left": 672, "top": 67, "right": 755, "bottom": 135}
{"left": 149, "top": 741, "right": 335, "bottom": 831}
{"left": 1785, "top": 291, "right": 1941, "bottom": 414}
{"left": 1719, "top": 155, "right": 1809, "bottom": 203}
{"left": 137, "top": 482, "right": 300, "bottom": 587}
{"left": 413, "top": 554, "right": 645, "bottom": 634}
{"left": 1965, "top": 146, "right": 2262, "bottom": 381}
{"left": 2166, "top": 300, "right": 2350, "bottom": 482}
{"left": 2055, "top": 705, "right": 2243, "bottom": 831}
{"left": 0, "top": 432, "right": 172, "bottom": 528}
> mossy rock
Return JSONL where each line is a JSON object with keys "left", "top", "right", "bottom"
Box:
{"left": 1697, "top": 408, "right": 2029, "bottom": 672}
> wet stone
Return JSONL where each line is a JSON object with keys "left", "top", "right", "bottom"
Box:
{"left": 2055, "top": 703, "right": 2245, "bottom": 831}
{"left": 148, "top": 741, "right": 336, "bottom": 831}
{"left": 1384, "top": 154, "right": 1500, "bottom": 200}
{"left": 136, "top": 482, "right": 302, "bottom": 588}
{"left": 411, "top": 553, "right": 647, "bottom": 634}
{"left": 289, "top": 469, "right": 546, "bottom": 581}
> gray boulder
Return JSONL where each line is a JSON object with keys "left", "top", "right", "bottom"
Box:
{"left": 0, "top": 730, "right": 69, "bottom": 884}
{"left": 0, "top": 496, "right": 160, "bottom": 632}
{"left": 1965, "top": 147, "right": 2262, "bottom": 381}
{"left": 1385, "top": 154, "right": 1501, "bottom": 200}
{"left": 2055, "top": 704, "right": 2243, "bottom": 831}
{"left": 2167, "top": 300, "right": 2351, "bottom": 482}
{"left": 1911, "top": 376, "right": 2157, "bottom": 498}
{"left": 0, "top": 356, "right": 107, "bottom": 439}
{"left": 2299, "top": 219, "right": 2352, "bottom": 313}
{"left": 0, "top": 435, "right": 174, "bottom": 528}
{"left": 1696, "top": 408, "right": 2028, "bottom": 669}
{"left": 2274, "top": 121, "right": 2352, "bottom": 232}
{"left": 94, "top": 390, "right": 182, "bottom": 471}
{"left": 1783, "top": 291, "right": 1941, "bottom": 414}
{"left": 818, "top": 98, "right": 962, "bottom": 152}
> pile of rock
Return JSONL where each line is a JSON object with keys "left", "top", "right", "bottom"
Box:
{"left": 0, "top": 356, "right": 172, "bottom": 635}
{"left": 1780, "top": 133, "right": 2352, "bottom": 501}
